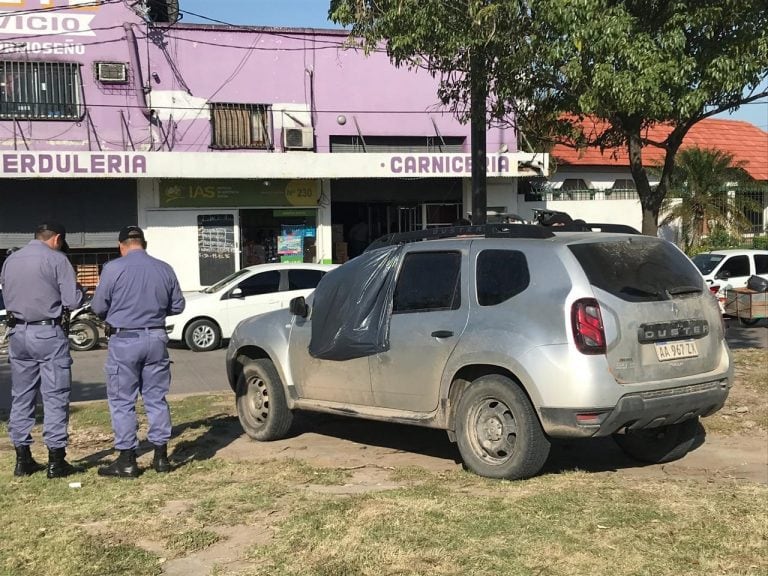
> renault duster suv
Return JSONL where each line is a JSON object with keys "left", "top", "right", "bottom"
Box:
{"left": 226, "top": 224, "right": 731, "bottom": 480}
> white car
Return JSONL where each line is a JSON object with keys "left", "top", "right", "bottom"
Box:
{"left": 166, "top": 263, "right": 337, "bottom": 352}
{"left": 691, "top": 248, "right": 768, "bottom": 313}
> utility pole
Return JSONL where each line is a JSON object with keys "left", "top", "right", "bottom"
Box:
{"left": 470, "top": 49, "right": 487, "bottom": 224}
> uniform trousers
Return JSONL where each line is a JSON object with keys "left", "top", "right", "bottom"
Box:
{"left": 8, "top": 324, "right": 72, "bottom": 449}
{"left": 105, "top": 328, "right": 172, "bottom": 450}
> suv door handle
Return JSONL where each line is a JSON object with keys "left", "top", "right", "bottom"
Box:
{"left": 431, "top": 330, "right": 454, "bottom": 338}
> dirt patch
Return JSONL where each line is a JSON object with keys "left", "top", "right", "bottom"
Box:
{"left": 213, "top": 413, "right": 768, "bottom": 485}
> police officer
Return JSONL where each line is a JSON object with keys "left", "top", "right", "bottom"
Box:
{"left": 91, "top": 226, "right": 185, "bottom": 478}
{"left": 0, "top": 222, "right": 84, "bottom": 478}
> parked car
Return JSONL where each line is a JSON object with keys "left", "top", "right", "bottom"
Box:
{"left": 167, "top": 263, "right": 337, "bottom": 352}
{"left": 691, "top": 249, "right": 768, "bottom": 322}
{"left": 226, "top": 224, "right": 732, "bottom": 481}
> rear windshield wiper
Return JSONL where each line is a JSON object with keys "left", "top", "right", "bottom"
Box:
{"left": 666, "top": 285, "right": 703, "bottom": 296}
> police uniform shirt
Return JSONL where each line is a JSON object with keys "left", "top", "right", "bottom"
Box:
{"left": 0, "top": 240, "right": 82, "bottom": 322}
{"left": 91, "top": 250, "right": 185, "bottom": 328}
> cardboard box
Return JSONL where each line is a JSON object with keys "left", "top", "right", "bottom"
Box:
{"left": 333, "top": 241, "right": 348, "bottom": 263}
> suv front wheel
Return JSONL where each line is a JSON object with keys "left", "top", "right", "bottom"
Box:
{"left": 236, "top": 359, "right": 293, "bottom": 441}
{"left": 455, "top": 375, "right": 550, "bottom": 480}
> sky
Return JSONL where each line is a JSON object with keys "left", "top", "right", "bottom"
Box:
{"left": 178, "top": 1, "right": 767, "bottom": 132}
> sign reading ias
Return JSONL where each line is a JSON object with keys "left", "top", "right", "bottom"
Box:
{"left": 160, "top": 179, "right": 321, "bottom": 208}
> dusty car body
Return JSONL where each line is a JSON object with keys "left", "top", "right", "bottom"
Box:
{"left": 227, "top": 225, "right": 732, "bottom": 480}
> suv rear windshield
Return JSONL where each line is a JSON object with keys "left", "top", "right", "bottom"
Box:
{"left": 569, "top": 239, "right": 704, "bottom": 302}
{"left": 691, "top": 253, "right": 725, "bottom": 275}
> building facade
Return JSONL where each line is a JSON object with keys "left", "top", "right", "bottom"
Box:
{"left": 0, "top": 0, "right": 547, "bottom": 290}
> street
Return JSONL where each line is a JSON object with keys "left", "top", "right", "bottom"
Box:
{"left": 0, "top": 319, "right": 765, "bottom": 415}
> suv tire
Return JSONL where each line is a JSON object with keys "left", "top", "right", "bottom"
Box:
{"left": 455, "top": 375, "right": 550, "bottom": 480}
{"left": 236, "top": 359, "right": 293, "bottom": 441}
{"left": 612, "top": 417, "right": 701, "bottom": 464}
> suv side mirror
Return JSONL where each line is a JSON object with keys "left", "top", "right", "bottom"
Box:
{"left": 715, "top": 270, "right": 731, "bottom": 280}
{"left": 289, "top": 296, "right": 309, "bottom": 318}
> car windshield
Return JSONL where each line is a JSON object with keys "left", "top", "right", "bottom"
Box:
{"left": 691, "top": 253, "right": 725, "bottom": 275}
{"left": 201, "top": 269, "right": 252, "bottom": 294}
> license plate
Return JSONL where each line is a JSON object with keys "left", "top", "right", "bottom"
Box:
{"left": 655, "top": 340, "right": 699, "bottom": 361}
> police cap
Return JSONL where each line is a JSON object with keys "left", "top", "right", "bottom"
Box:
{"left": 118, "top": 225, "right": 145, "bottom": 243}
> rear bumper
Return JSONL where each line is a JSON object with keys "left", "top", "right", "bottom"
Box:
{"left": 539, "top": 378, "right": 731, "bottom": 439}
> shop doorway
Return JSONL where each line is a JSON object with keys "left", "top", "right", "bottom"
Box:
{"left": 239, "top": 209, "right": 318, "bottom": 268}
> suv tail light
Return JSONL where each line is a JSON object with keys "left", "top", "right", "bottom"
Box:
{"left": 571, "top": 298, "right": 606, "bottom": 354}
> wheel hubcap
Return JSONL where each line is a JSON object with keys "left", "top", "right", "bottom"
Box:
{"left": 192, "top": 326, "right": 214, "bottom": 348}
{"left": 472, "top": 399, "right": 517, "bottom": 464}
{"left": 246, "top": 377, "right": 269, "bottom": 424}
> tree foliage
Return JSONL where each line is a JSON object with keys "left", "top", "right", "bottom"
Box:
{"left": 329, "top": 1, "right": 768, "bottom": 234}
{"left": 660, "top": 147, "right": 758, "bottom": 253}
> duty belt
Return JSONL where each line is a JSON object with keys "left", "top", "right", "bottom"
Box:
{"left": 19, "top": 318, "right": 61, "bottom": 326}
{"left": 112, "top": 326, "right": 166, "bottom": 332}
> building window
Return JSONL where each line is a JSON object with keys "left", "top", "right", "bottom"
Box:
{"left": 560, "top": 178, "right": 592, "bottom": 191}
{"left": 612, "top": 178, "right": 636, "bottom": 190}
{"left": 210, "top": 103, "right": 271, "bottom": 150}
{"left": 0, "top": 61, "right": 83, "bottom": 120}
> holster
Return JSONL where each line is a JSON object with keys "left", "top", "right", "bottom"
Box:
{"left": 104, "top": 323, "right": 113, "bottom": 338}
{"left": 6, "top": 312, "right": 16, "bottom": 328}
{"left": 61, "top": 308, "right": 71, "bottom": 335}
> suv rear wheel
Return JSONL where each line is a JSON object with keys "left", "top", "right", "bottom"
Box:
{"left": 612, "top": 417, "right": 701, "bottom": 464}
{"left": 236, "top": 359, "right": 293, "bottom": 441}
{"left": 455, "top": 375, "right": 550, "bottom": 480}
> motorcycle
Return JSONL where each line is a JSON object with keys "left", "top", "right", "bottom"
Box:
{"left": 67, "top": 298, "right": 104, "bottom": 352}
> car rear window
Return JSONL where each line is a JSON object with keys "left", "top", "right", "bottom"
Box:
{"left": 756, "top": 255, "right": 768, "bottom": 275}
{"left": 476, "top": 250, "right": 529, "bottom": 306}
{"left": 569, "top": 239, "right": 704, "bottom": 302}
{"left": 288, "top": 269, "right": 325, "bottom": 290}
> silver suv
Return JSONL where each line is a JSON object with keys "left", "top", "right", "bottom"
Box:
{"left": 226, "top": 224, "right": 732, "bottom": 480}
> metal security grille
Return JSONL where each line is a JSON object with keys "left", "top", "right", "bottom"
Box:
{"left": 0, "top": 61, "right": 83, "bottom": 120}
{"left": 210, "top": 103, "right": 271, "bottom": 149}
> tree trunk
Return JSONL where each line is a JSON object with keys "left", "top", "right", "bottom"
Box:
{"left": 470, "top": 50, "right": 487, "bottom": 224}
{"left": 626, "top": 128, "right": 661, "bottom": 236}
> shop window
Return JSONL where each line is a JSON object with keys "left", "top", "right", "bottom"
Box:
{"left": 210, "top": 103, "right": 271, "bottom": 149}
{"left": 393, "top": 252, "right": 461, "bottom": 313}
{"left": 0, "top": 61, "right": 83, "bottom": 120}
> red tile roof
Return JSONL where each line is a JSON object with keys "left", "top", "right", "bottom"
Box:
{"left": 553, "top": 118, "right": 768, "bottom": 181}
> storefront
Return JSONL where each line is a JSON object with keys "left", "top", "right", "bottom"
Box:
{"left": 140, "top": 178, "right": 324, "bottom": 290}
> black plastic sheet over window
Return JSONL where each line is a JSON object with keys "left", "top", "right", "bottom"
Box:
{"left": 309, "top": 245, "right": 404, "bottom": 361}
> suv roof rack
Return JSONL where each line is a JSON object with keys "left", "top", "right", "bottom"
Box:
{"left": 365, "top": 221, "right": 641, "bottom": 252}
{"left": 366, "top": 223, "right": 554, "bottom": 251}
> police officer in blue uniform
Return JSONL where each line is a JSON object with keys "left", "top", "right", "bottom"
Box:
{"left": 91, "top": 226, "right": 185, "bottom": 478}
{"left": 0, "top": 222, "right": 85, "bottom": 478}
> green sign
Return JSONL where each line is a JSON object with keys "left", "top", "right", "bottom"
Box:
{"left": 159, "top": 179, "right": 320, "bottom": 208}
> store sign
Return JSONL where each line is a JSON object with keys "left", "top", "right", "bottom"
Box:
{"left": 0, "top": 153, "right": 147, "bottom": 175}
{"left": 0, "top": 12, "right": 96, "bottom": 36}
{"left": 159, "top": 179, "right": 320, "bottom": 208}
{"left": 389, "top": 154, "right": 511, "bottom": 175}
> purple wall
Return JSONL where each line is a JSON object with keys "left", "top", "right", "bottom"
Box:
{"left": 0, "top": 1, "right": 516, "bottom": 154}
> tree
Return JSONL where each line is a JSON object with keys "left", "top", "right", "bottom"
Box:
{"left": 660, "top": 147, "right": 758, "bottom": 253}
{"left": 329, "top": 1, "right": 768, "bottom": 233}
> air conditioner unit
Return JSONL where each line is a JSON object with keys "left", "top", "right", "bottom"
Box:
{"left": 95, "top": 62, "right": 128, "bottom": 84}
{"left": 283, "top": 127, "right": 314, "bottom": 150}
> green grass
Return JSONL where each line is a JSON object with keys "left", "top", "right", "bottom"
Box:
{"left": 0, "top": 354, "right": 765, "bottom": 576}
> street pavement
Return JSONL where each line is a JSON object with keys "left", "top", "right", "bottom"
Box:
{"left": 0, "top": 319, "right": 765, "bottom": 416}
{"left": 0, "top": 342, "right": 230, "bottom": 416}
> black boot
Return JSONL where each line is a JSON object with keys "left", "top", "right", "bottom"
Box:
{"left": 14, "top": 445, "right": 45, "bottom": 477}
{"left": 152, "top": 444, "right": 171, "bottom": 474}
{"left": 46, "top": 447, "right": 82, "bottom": 479}
{"left": 98, "top": 449, "right": 139, "bottom": 478}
